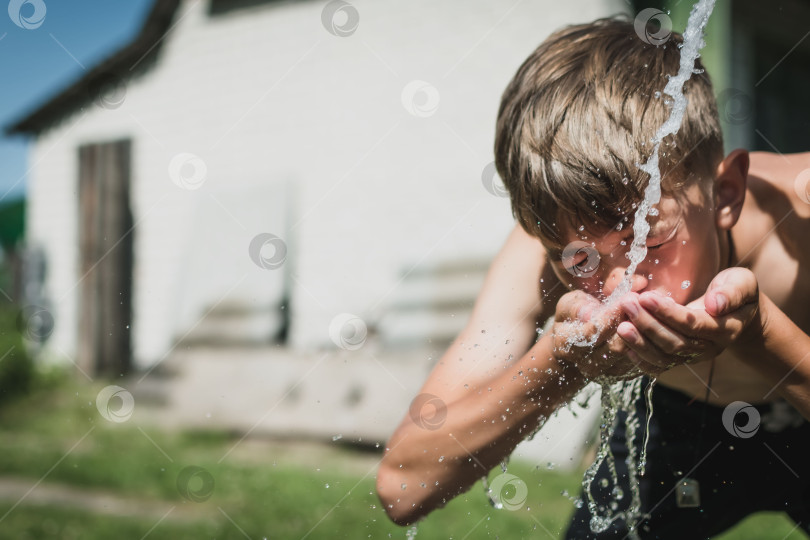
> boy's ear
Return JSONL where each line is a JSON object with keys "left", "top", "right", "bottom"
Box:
{"left": 714, "top": 149, "right": 749, "bottom": 230}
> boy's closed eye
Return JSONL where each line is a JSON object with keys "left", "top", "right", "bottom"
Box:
{"left": 562, "top": 240, "right": 667, "bottom": 272}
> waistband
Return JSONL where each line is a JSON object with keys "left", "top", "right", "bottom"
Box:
{"left": 645, "top": 377, "right": 806, "bottom": 434}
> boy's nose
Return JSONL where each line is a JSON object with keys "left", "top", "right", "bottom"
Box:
{"left": 600, "top": 266, "right": 648, "bottom": 298}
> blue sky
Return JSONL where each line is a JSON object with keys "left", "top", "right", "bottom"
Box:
{"left": 0, "top": 0, "right": 155, "bottom": 203}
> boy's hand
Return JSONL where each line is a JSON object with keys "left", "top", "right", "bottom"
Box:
{"left": 551, "top": 289, "right": 662, "bottom": 380}
{"left": 617, "top": 267, "right": 760, "bottom": 373}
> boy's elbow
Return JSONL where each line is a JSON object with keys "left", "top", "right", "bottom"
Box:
{"left": 376, "top": 463, "right": 429, "bottom": 526}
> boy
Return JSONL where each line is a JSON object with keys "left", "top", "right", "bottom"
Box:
{"left": 376, "top": 17, "right": 810, "bottom": 538}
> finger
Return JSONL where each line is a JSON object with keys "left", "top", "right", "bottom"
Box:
{"left": 640, "top": 288, "right": 755, "bottom": 344}
{"left": 555, "top": 291, "right": 624, "bottom": 347}
{"left": 617, "top": 321, "right": 677, "bottom": 369}
{"left": 638, "top": 292, "right": 715, "bottom": 338}
{"left": 621, "top": 295, "right": 697, "bottom": 355}
{"left": 626, "top": 349, "right": 668, "bottom": 377}
{"left": 702, "top": 267, "right": 758, "bottom": 317}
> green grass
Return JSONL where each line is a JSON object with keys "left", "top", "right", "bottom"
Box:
{"left": 0, "top": 370, "right": 805, "bottom": 539}
{"left": 0, "top": 505, "right": 214, "bottom": 540}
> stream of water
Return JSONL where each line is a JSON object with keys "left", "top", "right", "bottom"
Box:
{"left": 572, "top": 1, "right": 717, "bottom": 535}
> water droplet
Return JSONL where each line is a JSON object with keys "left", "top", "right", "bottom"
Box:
{"left": 325, "top": 483, "right": 330, "bottom": 488}
{"left": 681, "top": 280, "right": 691, "bottom": 289}
{"left": 600, "top": 478, "right": 609, "bottom": 488}
{"left": 620, "top": 240, "right": 627, "bottom": 246}
{"left": 401, "top": 483, "right": 407, "bottom": 490}
{"left": 332, "top": 434, "right": 343, "bottom": 441}
{"left": 578, "top": 225, "right": 585, "bottom": 232}
{"left": 438, "top": 456, "right": 445, "bottom": 462}
{"left": 590, "top": 516, "right": 611, "bottom": 533}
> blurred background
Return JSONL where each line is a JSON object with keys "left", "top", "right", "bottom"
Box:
{"left": 0, "top": 0, "right": 808, "bottom": 538}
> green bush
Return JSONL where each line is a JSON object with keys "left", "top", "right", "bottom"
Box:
{"left": 0, "top": 305, "right": 33, "bottom": 407}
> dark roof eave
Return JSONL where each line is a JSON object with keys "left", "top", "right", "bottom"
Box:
{"left": 5, "top": 0, "right": 180, "bottom": 136}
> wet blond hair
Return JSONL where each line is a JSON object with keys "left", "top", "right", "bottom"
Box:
{"left": 494, "top": 17, "right": 723, "bottom": 251}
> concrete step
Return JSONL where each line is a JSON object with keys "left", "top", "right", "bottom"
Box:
{"left": 135, "top": 343, "right": 596, "bottom": 470}
{"left": 378, "top": 260, "right": 487, "bottom": 345}
{"left": 177, "top": 304, "right": 285, "bottom": 347}
{"left": 146, "top": 343, "right": 438, "bottom": 444}
{"left": 385, "top": 271, "right": 484, "bottom": 311}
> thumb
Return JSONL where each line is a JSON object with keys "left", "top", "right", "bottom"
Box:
{"left": 703, "top": 267, "right": 758, "bottom": 317}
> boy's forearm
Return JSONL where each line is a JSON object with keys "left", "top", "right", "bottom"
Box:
{"left": 732, "top": 292, "right": 810, "bottom": 416}
{"left": 377, "top": 333, "right": 586, "bottom": 525}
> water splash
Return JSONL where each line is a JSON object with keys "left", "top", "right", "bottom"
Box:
{"left": 482, "top": 457, "right": 513, "bottom": 508}
{"left": 580, "top": 379, "right": 646, "bottom": 534}
{"left": 639, "top": 378, "right": 657, "bottom": 474}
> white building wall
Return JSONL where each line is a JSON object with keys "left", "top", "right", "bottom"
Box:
{"left": 26, "top": 0, "right": 627, "bottom": 368}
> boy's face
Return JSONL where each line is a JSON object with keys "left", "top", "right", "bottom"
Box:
{"left": 546, "top": 180, "right": 723, "bottom": 306}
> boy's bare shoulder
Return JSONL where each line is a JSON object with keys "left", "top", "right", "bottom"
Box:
{"left": 741, "top": 151, "right": 810, "bottom": 266}
{"left": 747, "top": 151, "right": 810, "bottom": 215}
{"left": 503, "top": 223, "right": 563, "bottom": 301}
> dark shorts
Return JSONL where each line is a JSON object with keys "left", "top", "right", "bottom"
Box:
{"left": 565, "top": 380, "right": 810, "bottom": 539}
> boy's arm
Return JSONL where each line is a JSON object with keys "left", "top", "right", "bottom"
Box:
{"left": 375, "top": 224, "right": 585, "bottom": 525}
{"left": 732, "top": 291, "right": 810, "bottom": 416}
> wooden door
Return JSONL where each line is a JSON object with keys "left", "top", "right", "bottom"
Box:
{"left": 77, "top": 140, "right": 133, "bottom": 377}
